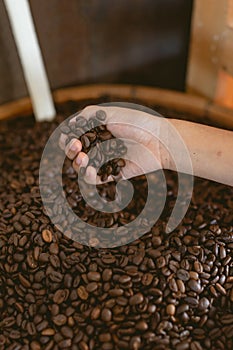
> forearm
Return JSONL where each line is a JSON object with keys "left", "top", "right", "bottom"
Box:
{"left": 163, "top": 119, "right": 233, "bottom": 186}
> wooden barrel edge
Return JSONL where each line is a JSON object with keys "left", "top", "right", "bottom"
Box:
{"left": 0, "top": 84, "right": 233, "bottom": 129}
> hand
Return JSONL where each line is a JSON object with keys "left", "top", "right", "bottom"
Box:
{"left": 59, "top": 105, "right": 165, "bottom": 184}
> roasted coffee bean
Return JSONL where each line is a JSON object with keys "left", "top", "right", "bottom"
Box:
{"left": 188, "top": 279, "right": 202, "bottom": 293}
{"left": 129, "top": 293, "right": 144, "bottom": 306}
{"left": 0, "top": 335, "right": 6, "bottom": 346}
{"left": 64, "top": 110, "right": 127, "bottom": 180}
{"left": 177, "top": 269, "right": 190, "bottom": 281}
{"left": 60, "top": 125, "right": 70, "bottom": 134}
{"left": 220, "top": 314, "right": 233, "bottom": 324}
{"left": 141, "top": 272, "right": 153, "bottom": 286}
{"left": 58, "top": 339, "right": 72, "bottom": 348}
{"left": 102, "top": 268, "right": 112, "bottom": 281}
{"left": 52, "top": 314, "right": 67, "bottom": 326}
{"left": 42, "top": 229, "right": 53, "bottom": 243}
{"left": 41, "top": 328, "right": 56, "bottom": 336}
{"left": 184, "top": 297, "right": 199, "bottom": 308}
{"left": 91, "top": 306, "right": 101, "bottom": 320}
{"left": 190, "top": 341, "right": 203, "bottom": 350}
{"left": 198, "top": 297, "right": 210, "bottom": 310}
{"left": 86, "top": 282, "right": 98, "bottom": 292}
{"left": 216, "top": 283, "right": 227, "bottom": 295}
{"left": 53, "top": 289, "right": 69, "bottom": 304}
{"left": 96, "top": 110, "right": 107, "bottom": 121}
{"left": 77, "top": 286, "right": 89, "bottom": 300}
{"left": 87, "top": 271, "right": 101, "bottom": 282}
{"left": 166, "top": 304, "right": 176, "bottom": 316}
{"left": 1, "top": 101, "right": 233, "bottom": 350}
{"left": 101, "top": 308, "right": 112, "bottom": 322}
{"left": 135, "top": 320, "right": 148, "bottom": 331}
{"left": 60, "top": 325, "right": 74, "bottom": 338}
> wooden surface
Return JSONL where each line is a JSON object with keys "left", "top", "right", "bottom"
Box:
{"left": 0, "top": 0, "right": 192, "bottom": 105}
{"left": 187, "top": 0, "right": 233, "bottom": 109}
{"left": 1, "top": 84, "right": 233, "bottom": 130}
{"left": 187, "top": 0, "right": 228, "bottom": 99}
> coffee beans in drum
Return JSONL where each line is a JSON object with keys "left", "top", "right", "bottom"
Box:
{"left": 62, "top": 109, "right": 127, "bottom": 181}
{"left": 0, "top": 100, "right": 233, "bottom": 350}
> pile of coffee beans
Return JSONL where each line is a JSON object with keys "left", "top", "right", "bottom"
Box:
{"left": 0, "top": 100, "right": 233, "bottom": 350}
{"left": 60, "top": 109, "right": 127, "bottom": 181}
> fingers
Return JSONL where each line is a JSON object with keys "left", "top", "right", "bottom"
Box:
{"left": 69, "top": 105, "right": 111, "bottom": 125}
{"left": 64, "top": 139, "right": 82, "bottom": 160}
{"left": 72, "top": 152, "right": 89, "bottom": 173}
{"left": 61, "top": 105, "right": 148, "bottom": 184}
{"left": 59, "top": 105, "right": 111, "bottom": 150}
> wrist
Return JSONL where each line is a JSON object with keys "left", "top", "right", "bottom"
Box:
{"left": 158, "top": 118, "right": 176, "bottom": 171}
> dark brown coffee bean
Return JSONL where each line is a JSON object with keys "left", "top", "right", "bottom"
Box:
{"left": 2, "top": 97, "right": 233, "bottom": 350}
{"left": 99, "top": 333, "right": 111, "bottom": 342}
{"left": 177, "top": 269, "right": 190, "bottom": 281}
{"left": 220, "top": 246, "right": 226, "bottom": 259}
{"left": 53, "top": 289, "right": 69, "bottom": 304}
{"left": 60, "top": 125, "right": 70, "bottom": 134}
{"left": 176, "top": 341, "right": 190, "bottom": 350}
{"left": 2, "top": 317, "right": 15, "bottom": 327}
{"left": 0, "top": 335, "right": 6, "bottom": 346}
{"left": 210, "top": 285, "right": 218, "bottom": 298}
{"left": 102, "top": 269, "right": 112, "bottom": 281}
{"left": 117, "top": 158, "right": 126, "bottom": 167}
{"left": 194, "top": 261, "right": 203, "bottom": 273}
{"left": 215, "top": 283, "right": 226, "bottom": 295}
{"left": 190, "top": 341, "right": 203, "bottom": 350}
{"left": 101, "top": 308, "right": 112, "bottom": 322}
{"left": 177, "top": 279, "right": 185, "bottom": 293}
{"left": 220, "top": 314, "right": 233, "bottom": 324}
{"left": 49, "top": 243, "right": 59, "bottom": 255}
{"left": 198, "top": 297, "right": 210, "bottom": 310}
{"left": 169, "top": 278, "right": 178, "bottom": 292}
{"left": 87, "top": 271, "right": 101, "bottom": 282}
{"left": 18, "top": 273, "right": 31, "bottom": 288}
{"left": 52, "top": 314, "right": 67, "bottom": 326}
{"left": 96, "top": 110, "right": 107, "bottom": 121}
{"left": 19, "top": 215, "right": 31, "bottom": 226}
{"left": 135, "top": 320, "right": 148, "bottom": 331}
{"left": 79, "top": 341, "right": 89, "bottom": 350}
{"left": 81, "top": 135, "right": 90, "bottom": 149}
{"left": 141, "top": 273, "right": 153, "bottom": 286}
{"left": 101, "top": 255, "right": 116, "bottom": 264}
{"left": 188, "top": 279, "right": 202, "bottom": 293}
{"left": 156, "top": 256, "right": 166, "bottom": 268}
{"left": 91, "top": 306, "right": 101, "bottom": 320}
{"left": 60, "top": 325, "right": 74, "bottom": 338}
{"left": 129, "top": 293, "right": 144, "bottom": 306}
{"left": 184, "top": 297, "right": 199, "bottom": 308}
{"left": 77, "top": 286, "right": 89, "bottom": 300}
{"left": 119, "top": 275, "right": 131, "bottom": 284}
{"left": 58, "top": 339, "right": 72, "bottom": 348}
{"left": 86, "top": 282, "right": 98, "bottom": 292}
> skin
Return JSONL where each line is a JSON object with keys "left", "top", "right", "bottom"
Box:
{"left": 59, "top": 105, "right": 233, "bottom": 187}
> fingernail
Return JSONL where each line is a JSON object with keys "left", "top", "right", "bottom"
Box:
{"left": 75, "top": 156, "right": 82, "bottom": 165}
{"left": 70, "top": 142, "right": 77, "bottom": 152}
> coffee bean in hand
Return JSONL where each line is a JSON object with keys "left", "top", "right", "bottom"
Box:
{"left": 63, "top": 109, "right": 127, "bottom": 181}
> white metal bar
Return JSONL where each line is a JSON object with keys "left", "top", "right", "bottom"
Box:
{"left": 4, "top": 0, "right": 56, "bottom": 121}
